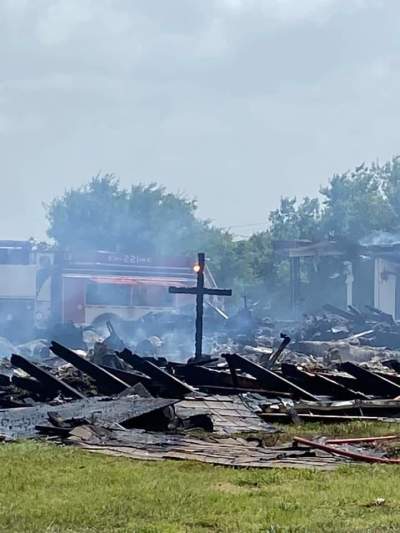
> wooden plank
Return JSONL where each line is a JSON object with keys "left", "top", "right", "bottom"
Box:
{"left": 223, "top": 353, "right": 319, "bottom": 401}
{"left": 340, "top": 362, "right": 400, "bottom": 398}
{"left": 11, "top": 354, "right": 85, "bottom": 400}
{"left": 117, "top": 349, "right": 194, "bottom": 398}
{"left": 51, "top": 341, "right": 129, "bottom": 395}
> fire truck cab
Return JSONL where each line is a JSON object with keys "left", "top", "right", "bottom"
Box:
{"left": 0, "top": 241, "right": 53, "bottom": 339}
{"left": 0, "top": 241, "right": 218, "bottom": 337}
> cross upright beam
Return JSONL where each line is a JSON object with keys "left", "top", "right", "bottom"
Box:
{"left": 169, "top": 253, "right": 232, "bottom": 360}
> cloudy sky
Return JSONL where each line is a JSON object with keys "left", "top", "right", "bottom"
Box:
{"left": 1, "top": 0, "right": 399, "bottom": 239}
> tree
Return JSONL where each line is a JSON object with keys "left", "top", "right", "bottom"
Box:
{"left": 265, "top": 157, "right": 400, "bottom": 245}
{"left": 46, "top": 174, "right": 236, "bottom": 283}
{"left": 45, "top": 157, "right": 400, "bottom": 314}
{"left": 320, "top": 163, "right": 396, "bottom": 240}
{"left": 268, "top": 196, "right": 321, "bottom": 241}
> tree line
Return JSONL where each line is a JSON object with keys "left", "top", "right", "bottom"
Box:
{"left": 45, "top": 157, "right": 400, "bottom": 310}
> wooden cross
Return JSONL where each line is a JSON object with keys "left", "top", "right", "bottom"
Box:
{"left": 169, "top": 253, "right": 232, "bottom": 360}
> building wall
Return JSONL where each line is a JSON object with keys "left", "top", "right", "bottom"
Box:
{"left": 374, "top": 258, "right": 397, "bottom": 317}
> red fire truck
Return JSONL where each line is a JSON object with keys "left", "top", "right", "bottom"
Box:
{"left": 0, "top": 241, "right": 219, "bottom": 334}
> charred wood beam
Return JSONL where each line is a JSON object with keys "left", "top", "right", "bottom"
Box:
{"left": 223, "top": 353, "right": 319, "bottom": 401}
{"left": 365, "top": 305, "right": 395, "bottom": 324}
{"left": 117, "top": 349, "right": 194, "bottom": 398}
{"left": 281, "top": 363, "right": 367, "bottom": 400}
{"left": 314, "top": 374, "right": 368, "bottom": 400}
{"left": 100, "top": 365, "right": 161, "bottom": 397}
{"left": 382, "top": 359, "right": 400, "bottom": 374}
{"left": 11, "top": 354, "right": 85, "bottom": 400}
{"left": 267, "top": 334, "right": 291, "bottom": 368}
{"left": 374, "top": 371, "right": 400, "bottom": 386}
{"left": 281, "top": 363, "right": 321, "bottom": 394}
{"left": 100, "top": 366, "right": 153, "bottom": 388}
{"left": 197, "top": 385, "right": 292, "bottom": 397}
{"left": 50, "top": 342, "right": 129, "bottom": 395}
{"left": 176, "top": 364, "right": 259, "bottom": 390}
{"left": 177, "top": 364, "right": 289, "bottom": 396}
{"left": 227, "top": 360, "right": 239, "bottom": 389}
{"left": 260, "top": 334, "right": 291, "bottom": 369}
{"left": 0, "top": 375, "right": 10, "bottom": 387}
{"left": 11, "top": 375, "right": 47, "bottom": 397}
{"left": 340, "top": 362, "right": 400, "bottom": 398}
{"left": 323, "top": 304, "right": 360, "bottom": 322}
{"left": 348, "top": 305, "right": 366, "bottom": 321}
{"left": 320, "top": 372, "right": 361, "bottom": 390}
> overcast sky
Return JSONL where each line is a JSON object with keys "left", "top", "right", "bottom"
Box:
{"left": 1, "top": 0, "right": 399, "bottom": 240}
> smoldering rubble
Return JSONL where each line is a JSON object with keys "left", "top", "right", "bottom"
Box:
{"left": 2, "top": 306, "right": 400, "bottom": 469}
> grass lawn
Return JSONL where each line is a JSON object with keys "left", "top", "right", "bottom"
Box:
{"left": 1, "top": 423, "right": 400, "bottom": 532}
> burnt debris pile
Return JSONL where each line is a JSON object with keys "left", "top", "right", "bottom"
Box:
{"left": 2, "top": 313, "right": 400, "bottom": 469}
{"left": 296, "top": 304, "right": 400, "bottom": 346}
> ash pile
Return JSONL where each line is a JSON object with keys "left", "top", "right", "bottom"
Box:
{"left": 2, "top": 314, "right": 400, "bottom": 470}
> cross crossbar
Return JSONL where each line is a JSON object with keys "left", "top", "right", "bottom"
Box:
{"left": 170, "top": 287, "right": 232, "bottom": 296}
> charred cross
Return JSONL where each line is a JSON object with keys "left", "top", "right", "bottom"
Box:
{"left": 169, "top": 253, "right": 232, "bottom": 360}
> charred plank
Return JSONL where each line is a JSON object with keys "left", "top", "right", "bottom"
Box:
{"left": 261, "top": 334, "right": 291, "bottom": 369}
{"left": 176, "top": 364, "right": 259, "bottom": 390}
{"left": 50, "top": 342, "right": 129, "bottom": 395}
{"left": 340, "top": 362, "right": 400, "bottom": 398}
{"left": 0, "top": 375, "right": 10, "bottom": 387}
{"left": 11, "top": 375, "right": 48, "bottom": 397}
{"left": 117, "top": 349, "right": 194, "bottom": 398}
{"left": 323, "top": 304, "right": 360, "bottom": 322}
{"left": 383, "top": 359, "right": 400, "bottom": 374}
{"left": 100, "top": 365, "right": 153, "bottom": 387}
{"left": 11, "top": 353, "right": 85, "bottom": 400}
{"left": 282, "top": 363, "right": 367, "bottom": 400}
{"left": 223, "top": 353, "right": 319, "bottom": 401}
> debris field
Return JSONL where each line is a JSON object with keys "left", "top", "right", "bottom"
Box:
{"left": 3, "top": 304, "right": 400, "bottom": 470}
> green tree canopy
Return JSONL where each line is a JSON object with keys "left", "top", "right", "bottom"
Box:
{"left": 45, "top": 157, "right": 400, "bottom": 309}
{"left": 266, "top": 157, "right": 400, "bottom": 244}
{"left": 46, "top": 174, "right": 235, "bottom": 283}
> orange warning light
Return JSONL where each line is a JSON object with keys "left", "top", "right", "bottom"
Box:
{"left": 193, "top": 264, "right": 201, "bottom": 273}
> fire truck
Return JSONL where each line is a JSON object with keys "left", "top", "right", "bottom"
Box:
{"left": 0, "top": 240, "right": 218, "bottom": 337}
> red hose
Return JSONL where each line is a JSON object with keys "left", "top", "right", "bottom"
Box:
{"left": 294, "top": 436, "right": 400, "bottom": 464}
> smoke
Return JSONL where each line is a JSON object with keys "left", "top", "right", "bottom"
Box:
{"left": 360, "top": 231, "right": 400, "bottom": 246}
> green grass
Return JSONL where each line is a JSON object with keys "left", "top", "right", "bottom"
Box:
{"left": 276, "top": 420, "right": 400, "bottom": 439}
{"left": 238, "top": 420, "right": 400, "bottom": 447}
{"left": 2, "top": 425, "right": 400, "bottom": 533}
